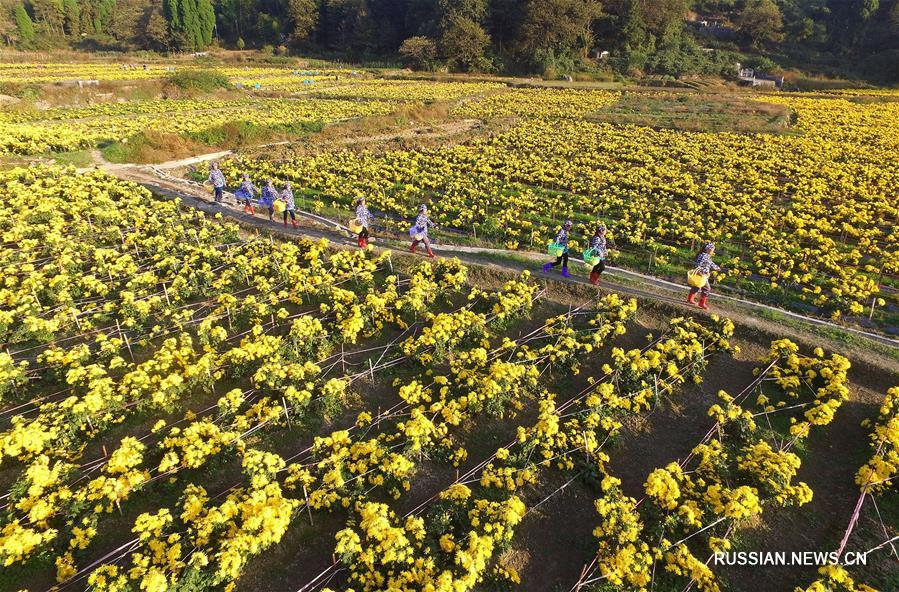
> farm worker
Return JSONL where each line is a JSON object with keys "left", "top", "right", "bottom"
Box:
{"left": 543, "top": 219, "right": 574, "bottom": 278}
{"left": 234, "top": 174, "right": 257, "bottom": 215}
{"left": 281, "top": 182, "right": 298, "bottom": 229}
{"left": 588, "top": 223, "right": 608, "bottom": 285}
{"left": 207, "top": 162, "right": 226, "bottom": 204}
{"left": 259, "top": 179, "right": 278, "bottom": 222}
{"left": 410, "top": 204, "right": 436, "bottom": 258}
{"left": 688, "top": 242, "right": 721, "bottom": 310}
{"left": 354, "top": 197, "right": 375, "bottom": 249}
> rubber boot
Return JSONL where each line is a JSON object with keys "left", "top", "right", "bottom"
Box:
{"left": 292, "top": 220, "right": 298, "bottom": 229}
{"left": 427, "top": 247, "right": 435, "bottom": 259}
{"left": 698, "top": 295, "right": 709, "bottom": 310}
{"left": 589, "top": 272, "right": 600, "bottom": 285}
{"left": 561, "top": 266, "right": 571, "bottom": 279}
{"left": 411, "top": 242, "right": 418, "bottom": 254}
{"left": 361, "top": 238, "right": 369, "bottom": 249}
{"left": 248, "top": 206, "right": 255, "bottom": 215}
{"left": 542, "top": 263, "right": 553, "bottom": 273}
{"left": 283, "top": 219, "right": 288, "bottom": 227}
{"left": 687, "top": 290, "right": 698, "bottom": 305}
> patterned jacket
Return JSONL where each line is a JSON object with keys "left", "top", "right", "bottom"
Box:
{"left": 414, "top": 213, "right": 434, "bottom": 236}
{"left": 208, "top": 169, "right": 226, "bottom": 188}
{"left": 356, "top": 204, "right": 374, "bottom": 226}
{"left": 555, "top": 227, "right": 570, "bottom": 251}
{"left": 694, "top": 252, "right": 720, "bottom": 275}
{"left": 589, "top": 235, "right": 607, "bottom": 257}
{"left": 259, "top": 185, "right": 277, "bottom": 207}
{"left": 236, "top": 180, "right": 256, "bottom": 199}
{"left": 281, "top": 188, "right": 296, "bottom": 211}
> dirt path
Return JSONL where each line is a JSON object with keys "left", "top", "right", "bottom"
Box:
{"left": 82, "top": 119, "right": 481, "bottom": 173}
{"left": 90, "top": 157, "right": 898, "bottom": 370}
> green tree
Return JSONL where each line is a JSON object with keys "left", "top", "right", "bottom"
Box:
{"left": 635, "top": 0, "right": 691, "bottom": 41}
{"left": 320, "top": 0, "right": 375, "bottom": 53}
{"left": 109, "top": 0, "right": 147, "bottom": 43}
{"left": 399, "top": 35, "right": 438, "bottom": 69}
{"left": 31, "top": 0, "right": 65, "bottom": 34}
{"left": 164, "top": 0, "right": 215, "bottom": 50}
{"left": 440, "top": 15, "right": 490, "bottom": 70}
{"left": 14, "top": 2, "right": 34, "bottom": 44}
{"left": 0, "top": 0, "right": 16, "bottom": 44}
{"left": 737, "top": 0, "right": 784, "bottom": 47}
{"left": 62, "top": 0, "right": 78, "bottom": 34}
{"left": 79, "top": 0, "right": 116, "bottom": 35}
{"left": 141, "top": 2, "right": 170, "bottom": 49}
{"left": 829, "top": 0, "right": 880, "bottom": 49}
{"left": 516, "top": 0, "right": 602, "bottom": 66}
{"left": 438, "top": 0, "right": 487, "bottom": 22}
{"left": 216, "top": 0, "right": 255, "bottom": 44}
{"left": 287, "top": 0, "right": 319, "bottom": 43}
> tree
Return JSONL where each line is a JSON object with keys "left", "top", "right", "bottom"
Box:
{"left": 216, "top": 0, "right": 255, "bottom": 43}
{"left": 141, "top": 2, "right": 170, "bottom": 49}
{"left": 440, "top": 15, "right": 489, "bottom": 70}
{"left": 100, "top": 0, "right": 144, "bottom": 43}
{"left": 62, "top": 0, "right": 78, "bottom": 34}
{"left": 487, "top": 0, "right": 524, "bottom": 54}
{"left": 399, "top": 35, "right": 438, "bottom": 69}
{"left": 79, "top": 0, "right": 116, "bottom": 35}
{"left": 634, "top": 0, "right": 691, "bottom": 41}
{"left": 319, "top": 0, "right": 376, "bottom": 53}
{"left": 164, "top": 0, "right": 215, "bottom": 50}
{"left": 287, "top": 0, "right": 319, "bottom": 43}
{"left": 516, "top": 0, "right": 602, "bottom": 65}
{"left": 829, "top": 0, "right": 880, "bottom": 49}
{"left": 0, "top": 1, "right": 15, "bottom": 44}
{"left": 31, "top": 0, "right": 65, "bottom": 35}
{"left": 14, "top": 2, "right": 34, "bottom": 45}
{"left": 737, "top": 0, "right": 784, "bottom": 47}
{"left": 438, "top": 0, "right": 487, "bottom": 22}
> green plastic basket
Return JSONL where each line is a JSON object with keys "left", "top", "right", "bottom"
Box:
{"left": 582, "top": 249, "right": 601, "bottom": 267}
{"left": 547, "top": 242, "right": 565, "bottom": 257}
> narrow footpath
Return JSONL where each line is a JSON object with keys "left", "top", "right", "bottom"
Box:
{"left": 94, "top": 158, "right": 899, "bottom": 369}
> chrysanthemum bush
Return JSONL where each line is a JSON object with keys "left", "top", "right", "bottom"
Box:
{"left": 792, "top": 386, "right": 897, "bottom": 592}
{"left": 0, "top": 164, "right": 882, "bottom": 592}
{"left": 0, "top": 165, "right": 483, "bottom": 585}
{"left": 583, "top": 339, "right": 853, "bottom": 592}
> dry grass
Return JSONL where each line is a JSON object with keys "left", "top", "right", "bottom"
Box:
{"left": 247, "top": 100, "right": 505, "bottom": 161}
{"left": 101, "top": 130, "right": 206, "bottom": 164}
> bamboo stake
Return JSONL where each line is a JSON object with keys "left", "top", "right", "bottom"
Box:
{"left": 303, "top": 485, "right": 314, "bottom": 525}
{"left": 282, "top": 397, "right": 291, "bottom": 429}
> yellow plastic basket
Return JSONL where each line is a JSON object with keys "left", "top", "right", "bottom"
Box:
{"left": 349, "top": 218, "right": 364, "bottom": 234}
{"left": 687, "top": 269, "right": 709, "bottom": 289}
{"left": 273, "top": 200, "right": 287, "bottom": 214}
